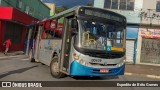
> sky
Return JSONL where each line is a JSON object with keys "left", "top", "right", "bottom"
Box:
{"left": 42, "top": 0, "right": 94, "bottom": 7}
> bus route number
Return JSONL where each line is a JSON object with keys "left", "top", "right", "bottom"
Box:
{"left": 91, "top": 59, "right": 102, "bottom": 63}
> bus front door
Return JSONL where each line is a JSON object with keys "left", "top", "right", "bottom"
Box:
{"left": 60, "top": 18, "right": 73, "bottom": 74}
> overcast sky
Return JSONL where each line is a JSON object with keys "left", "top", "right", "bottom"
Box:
{"left": 42, "top": 0, "right": 94, "bottom": 7}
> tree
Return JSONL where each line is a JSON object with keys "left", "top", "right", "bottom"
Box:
{"left": 86, "top": 3, "right": 92, "bottom": 6}
{"left": 55, "top": 6, "right": 69, "bottom": 14}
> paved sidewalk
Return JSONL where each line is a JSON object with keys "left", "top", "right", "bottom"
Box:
{"left": 125, "top": 64, "right": 160, "bottom": 79}
{"left": 0, "top": 51, "right": 25, "bottom": 58}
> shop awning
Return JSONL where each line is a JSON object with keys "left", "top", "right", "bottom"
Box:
{"left": 0, "top": 6, "right": 38, "bottom": 25}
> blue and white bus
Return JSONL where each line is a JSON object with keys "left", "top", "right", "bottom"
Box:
{"left": 28, "top": 6, "right": 126, "bottom": 78}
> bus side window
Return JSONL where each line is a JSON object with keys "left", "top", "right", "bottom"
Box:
{"left": 41, "top": 19, "right": 57, "bottom": 39}
{"left": 54, "top": 18, "right": 64, "bottom": 39}
{"left": 42, "top": 30, "right": 46, "bottom": 39}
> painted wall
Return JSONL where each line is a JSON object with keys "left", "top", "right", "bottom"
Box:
{"left": 1, "top": 0, "right": 50, "bottom": 20}
{"left": 126, "top": 27, "right": 139, "bottom": 39}
{"left": 0, "top": 7, "right": 38, "bottom": 24}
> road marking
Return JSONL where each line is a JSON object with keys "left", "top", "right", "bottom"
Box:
{"left": 125, "top": 73, "right": 132, "bottom": 75}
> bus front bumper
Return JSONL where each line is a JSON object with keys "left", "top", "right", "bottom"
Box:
{"left": 70, "top": 61, "right": 125, "bottom": 76}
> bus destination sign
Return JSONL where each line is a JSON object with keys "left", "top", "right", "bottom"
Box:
{"left": 79, "top": 8, "right": 124, "bottom": 22}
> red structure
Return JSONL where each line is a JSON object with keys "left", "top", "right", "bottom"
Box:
{"left": 0, "top": 6, "right": 38, "bottom": 51}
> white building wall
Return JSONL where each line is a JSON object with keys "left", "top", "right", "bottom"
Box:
{"left": 136, "top": 0, "right": 160, "bottom": 65}
{"left": 141, "top": 0, "right": 160, "bottom": 25}
{"left": 143, "top": 0, "right": 156, "bottom": 9}
{"left": 94, "top": 0, "right": 105, "bottom": 8}
{"left": 136, "top": 29, "right": 142, "bottom": 64}
{"left": 135, "top": 0, "right": 143, "bottom": 10}
{"left": 94, "top": 0, "right": 144, "bottom": 24}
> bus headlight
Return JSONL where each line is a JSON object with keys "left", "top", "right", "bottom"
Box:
{"left": 73, "top": 53, "right": 89, "bottom": 66}
{"left": 79, "top": 59, "right": 89, "bottom": 66}
{"left": 118, "top": 62, "right": 124, "bottom": 67}
{"left": 73, "top": 53, "right": 79, "bottom": 60}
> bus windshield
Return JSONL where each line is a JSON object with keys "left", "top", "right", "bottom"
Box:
{"left": 77, "top": 20, "right": 125, "bottom": 51}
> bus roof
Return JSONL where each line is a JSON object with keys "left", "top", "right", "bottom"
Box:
{"left": 50, "top": 6, "right": 80, "bottom": 19}
{"left": 27, "top": 6, "right": 126, "bottom": 27}
{"left": 50, "top": 6, "right": 126, "bottom": 20}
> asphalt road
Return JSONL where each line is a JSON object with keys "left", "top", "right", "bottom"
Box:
{"left": 0, "top": 55, "right": 159, "bottom": 90}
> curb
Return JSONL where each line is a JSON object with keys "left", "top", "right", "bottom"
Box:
{"left": 125, "top": 72, "right": 160, "bottom": 79}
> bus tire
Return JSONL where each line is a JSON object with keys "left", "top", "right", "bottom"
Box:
{"left": 29, "top": 50, "right": 35, "bottom": 62}
{"left": 50, "top": 56, "right": 65, "bottom": 78}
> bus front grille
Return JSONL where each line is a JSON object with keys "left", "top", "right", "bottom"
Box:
{"left": 84, "top": 52, "right": 124, "bottom": 59}
{"left": 89, "top": 63, "right": 117, "bottom": 66}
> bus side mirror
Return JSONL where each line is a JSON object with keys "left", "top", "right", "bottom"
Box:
{"left": 71, "top": 19, "right": 78, "bottom": 29}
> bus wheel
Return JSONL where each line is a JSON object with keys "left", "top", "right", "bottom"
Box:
{"left": 29, "top": 50, "right": 35, "bottom": 62}
{"left": 50, "top": 56, "right": 65, "bottom": 78}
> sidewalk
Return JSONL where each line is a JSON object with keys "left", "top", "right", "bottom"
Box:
{"left": 125, "top": 63, "right": 160, "bottom": 79}
{"left": 0, "top": 51, "right": 25, "bottom": 58}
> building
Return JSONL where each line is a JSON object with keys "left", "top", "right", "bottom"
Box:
{"left": 44, "top": 3, "right": 56, "bottom": 17}
{"left": 0, "top": 0, "right": 50, "bottom": 51}
{"left": 94, "top": 0, "right": 160, "bottom": 65}
{"left": 0, "top": 0, "right": 50, "bottom": 20}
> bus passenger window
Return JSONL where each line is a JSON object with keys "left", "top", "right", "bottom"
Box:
{"left": 41, "top": 30, "right": 54, "bottom": 39}
{"left": 54, "top": 23, "right": 63, "bottom": 38}
{"left": 42, "top": 30, "right": 46, "bottom": 39}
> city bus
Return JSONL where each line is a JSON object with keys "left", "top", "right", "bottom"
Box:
{"left": 28, "top": 6, "right": 126, "bottom": 78}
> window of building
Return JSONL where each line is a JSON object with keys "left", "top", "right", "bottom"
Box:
{"left": 23, "top": 4, "right": 26, "bottom": 11}
{"left": 16, "top": 0, "right": 22, "bottom": 9}
{"left": 104, "top": 0, "right": 134, "bottom": 10}
{"left": 112, "top": 0, "right": 118, "bottom": 9}
{"left": 127, "top": 0, "right": 134, "bottom": 10}
{"left": 104, "top": 0, "right": 111, "bottom": 8}
{"left": 25, "top": 6, "right": 30, "bottom": 14}
{"left": 156, "top": 0, "right": 160, "bottom": 12}
{"left": 119, "top": 0, "right": 126, "bottom": 10}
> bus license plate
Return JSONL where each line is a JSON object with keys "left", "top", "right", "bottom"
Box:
{"left": 91, "top": 59, "right": 102, "bottom": 63}
{"left": 100, "top": 69, "right": 109, "bottom": 73}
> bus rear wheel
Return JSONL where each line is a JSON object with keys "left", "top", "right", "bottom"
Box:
{"left": 29, "top": 50, "right": 35, "bottom": 62}
{"left": 50, "top": 56, "right": 65, "bottom": 78}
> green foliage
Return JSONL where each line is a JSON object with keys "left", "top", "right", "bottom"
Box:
{"left": 55, "top": 6, "right": 69, "bottom": 14}
{"left": 86, "top": 3, "right": 92, "bottom": 6}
